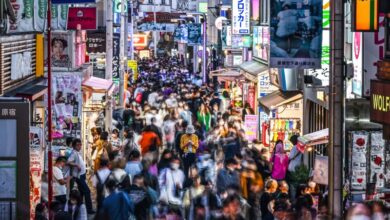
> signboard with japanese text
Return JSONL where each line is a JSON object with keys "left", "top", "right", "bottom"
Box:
{"left": 232, "top": 0, "right": 250, "bottom": 34}
{"left": 222, "top": 25, "right": 232, "bottom": 49}
{"left": 112, "top": 33, "right": 120, "bottom": 79}
{"left": 29, "top": 126, "right": 44, "bottom": 220}
{"left": 363, "top": 14, "right": 385, "bottom": 97}
{"left": 244, "top": 115, "right": 258, "bottom": 141}
{"left": 187, "top": 23, "right": 202, "bottom": 45}
{"left": 352, "top": 32, "right": 363, "bottom": 96}
{"left": 307, "top": 30, "right": 330, "bottom": 86}
{"left": 137, "top": 23, "right": 176, "bottom": 32}
{"left": 67, "top": 7, "right": 97, "bottom": 30}
{"left": 86, "top": 31, "right": 106, "bottom": 53}
{"left": 270, "top": 0, "right": 323, "bottom": 69}
{"left": 52, "top": 0, "right": 95, "bottom": 3}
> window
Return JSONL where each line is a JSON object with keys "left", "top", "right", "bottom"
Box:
{"left": 162, "top": 0, "right": 166, "bottom": 5}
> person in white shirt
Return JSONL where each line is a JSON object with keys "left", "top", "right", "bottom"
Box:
{"left": 67, "top": 139, "right": 95, "bottom": 214}
{"left": 158, "top": 157, "right": 185, "bottom": 206}
{"left": 53, "top": 156, "right": 68, "bottom": 206}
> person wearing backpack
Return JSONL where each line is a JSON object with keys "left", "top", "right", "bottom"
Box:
{"left": 128, "top": 174, "right": 153, "bottom": 220}
{"left": 92, "top": 159, "right": 111, "bottom": 211}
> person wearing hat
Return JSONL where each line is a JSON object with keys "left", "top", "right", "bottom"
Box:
{"left": 53, "top": 156, "right": 69, "bottom": 206}
{"left": 180, "top": 124, "right": 199, "bottom": 177}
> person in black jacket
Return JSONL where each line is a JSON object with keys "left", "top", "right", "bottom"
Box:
{"left": 128, "top": 174, "right": 153, "bottom": 220}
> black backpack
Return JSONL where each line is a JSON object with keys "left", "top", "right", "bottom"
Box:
{"left": 95, "top": 171, "right": 110, "bottom": 210}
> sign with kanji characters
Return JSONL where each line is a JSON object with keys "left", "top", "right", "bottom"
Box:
{"left": 232, "top": 0, "right": 250, "bottom": 34}
{"left": 112, "top": 33, "right": 120, "bottom": 79}
{"left": 307, "top": 30, "right": 330, "bottom": 86}
{"left": 269, "top": 0, "right": 323, "bottom": 69}
{"left": 86, "top": 31, "right": 106, "bottom": 53}
{"left": 67, "top": 7, "right": 97, "bottom": 30}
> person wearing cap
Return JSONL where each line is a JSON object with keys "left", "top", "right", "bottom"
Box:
{"left": 53, "top": 156, "right": 69, "bottom": 206}
{"left": 180, "top": 124, "right": 199, "bottom": 176}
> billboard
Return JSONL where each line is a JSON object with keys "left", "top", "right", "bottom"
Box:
{"left": 352, "top": 32, "right": 363, "bottom": 96}
{"left": 270, "top": 0, "right": 323, "bottom": 69}
{"left": 363, "top": 14, "right": 385, "bottom": 97}
{"left": 187, "top": 23, "right": 202, "bottom": 45}
{"left": 174, "top": 24, "right": 188, "bottom": 43}
{"left": 232, "top": 0, "right": 250, "bottom": 34}
{"left": 67, "top": 7, "right": 97, "bottom": 30}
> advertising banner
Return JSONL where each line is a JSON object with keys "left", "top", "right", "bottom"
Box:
{"left": 129, "top": 34, "right": 148, "bottom": 47}
{"left": 232, "top": 0, "right": 250, "bottom": 34}
{"left": 52, "top": 73, "right": 82, "bottom": 140}
{"left": 187, "top": 23, "right": 202, "bottom": 45}
{"left": 59, "top": 5, "right": 69, "bottom": 30}
{"left": 127, "top": 60, "right": 138, "bottom": 81}
{"left": 222, "top": 25, "right": 232, "bottom": 49}
{"left": 67, "top": 7, "right": 97, "bottom": 30}
{"left": 112, "top": 33, "right": 120, "bottom": 79}
{"left": 363, "top": 14, "right": 385, "bottom": 97}
{"left": 86, "top": 31, "right": 106, "bottom": 53}
{"left": 174, "top": 24, "right": 188, "bottom": 43}
{"left": 29, "top": 126, "right": 44, "bottom": 220}
{"left": 52, "top": 0, "right": 95, "bottom": 3}
{"left": 352, "top": 32, "right": 363, "bottom": 96}
{"left": 7, "top": 0, "right": 34, "bottom": 33}
{"left": 137, "top": 23, "right": 176, "bottom": 32}
{"left": 270, "top": 0, "right": 323, "bottom": 69}
{"left": 351, "top": 132, "right": 368, "bottom": 191}
{"left": 44, "top": 31, "right": 75, "bottom": 70}
{"left": 244, "top": 115, "right": 258, "bottom": 141}
{"left": 307, "top": 30, "right": 330, "bottom": 86}
{"left": 253, "top": 26, "right": 270, "bottom": 61}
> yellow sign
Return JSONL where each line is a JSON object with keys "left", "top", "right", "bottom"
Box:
{"left": 127, "top": 60, "right": 138, "bottom": 81}
{"left": 36, "top": 34, "right": 44, "bottom": 77}
{"left": 354, "top": 0, "right": 378, "bottom": 31}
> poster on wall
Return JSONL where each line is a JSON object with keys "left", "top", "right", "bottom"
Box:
{"left": 351, "top": 132, "right": 368, "bottom": 191}
{"left": 307, "top": 30, "right": 330, "bottom": 86}
{"left": 45, "top": 31, "right": 75, "bottom": 70}
{"left": 270, "top": 0, "right": 323, "bottom": 69}
{"left": 369, "top": 132, "right": 385, "bottom": 189}
{"left": 29, "top": 126, "right": 44, "bottom": 219}
{"left": 313, "top": 156, "right": 328, "bottom": 185}
{"left": 363, "top": 14, "right": 385, "bottom": 97}
{"left": 7, "top": 0, "right": 35, "bottom": 33}
{"left": 232, "top": 0, "right": 250, "bottom": 34}
{"left": 244, "top": 115, "right": 258, "bottom": 141}
{"left": 51, "top": 73, "right": 82, "bottom": 141}
{"left": 352, "top": 32, "right": 363, "bottom": 96}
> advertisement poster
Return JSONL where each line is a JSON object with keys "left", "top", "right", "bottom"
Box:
{"left": 270, "top": 0, "right": 323, "bottom": 69}
{"left": 253, "top": 26, "right": 270, "bottom": 61}
{"left": 45, "top": 31, "right": 74, "bottom": 69}
{"left": 363, "top": 14, "right": 385, "bottom": 97}
{"left": 187, "top": 23, "right": 202, "bottom": 45}
{"left": 52, "top": 73, "right": 82, "bottom": 140}
{"left": 67, "top": 7, "right": 97, "bottom": 30}
{"left": 7, "top": 0, "right": 34, "bottom": 33}
{"left": 112, "top": 33, "right": 120, "bottom": 79}
{"left": 86, "top": 31, "right": 106, "bottom": 53}
{"left": 222, "top": 25, "right": 232, "bottom": 49}
{"left": 312, "top": 156, "right": 328, "bottom": 185}
{"left": 232, "top": 0, "right": 250, "bottom": 34}
{"left": 0, "top": 161, "right": 17, "bottom": 199}
{"left": 174, "top": 24, "right": 188, "bottom": 43}
{"left": 351, "top": 132, "right": 368, "bottom": 190}
{"left": 352, "top": 32, "right": 363, "bottom": 96}
{"left": 369, "top": 132, "right": 385, "bottom": 188}
{"left": 29, "top": 126, "right": 44, "bottom": 219}
{"left": 127, "top": 60, "right": 138, "bottom": 81}
{"left": 307, "top": 30, "right": 330, "bottom": 86}
{"left": 244, "top": 115, "right": 258, "bottom": 141}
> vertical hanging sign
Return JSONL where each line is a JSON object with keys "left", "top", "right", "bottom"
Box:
{"left": 353, "top": 0, "right": 378, "bottom": 31}
{"left": 112, "top": 33, "right": 120, "bottom": 79}
{"left": 232, "top": 0, "right": 250, "bottom": 34}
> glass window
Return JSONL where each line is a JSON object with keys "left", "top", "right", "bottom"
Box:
{"left": 0, "top": 120, "right": 17, "bottom": 157}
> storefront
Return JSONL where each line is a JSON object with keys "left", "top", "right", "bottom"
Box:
{"left": 82, "top": 76, "right": 115, "bottom": 165}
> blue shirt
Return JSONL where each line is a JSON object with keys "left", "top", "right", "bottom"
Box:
{"left": 125, "top": 161, "right": 142, "bottom": 180}
{"left": 102, "top": 191, "right": 134, "bottom": 219}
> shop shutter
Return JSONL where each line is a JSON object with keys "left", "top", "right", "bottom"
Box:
{"left": 0, "top": 34, "right": 37, "bottom": 96}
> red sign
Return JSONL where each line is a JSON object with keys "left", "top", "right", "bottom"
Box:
{"left": 128, "top": 34, "right": 148, "bottom": 47}
{"left": 67, "top": 7, "right": 97, "bottom": 30}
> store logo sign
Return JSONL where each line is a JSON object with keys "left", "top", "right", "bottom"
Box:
{"left": 370, "top": 80, "right": 390, "bottom": 124}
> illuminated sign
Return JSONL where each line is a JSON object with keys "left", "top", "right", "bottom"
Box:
{"left": 353, "top": 0, "right": 378, "bottom": 31}
{"left": 232, "top": 0, "right": 250, "bottom": 34}
{"left": 128, "top": 34, "right": 148, "bottom": 47}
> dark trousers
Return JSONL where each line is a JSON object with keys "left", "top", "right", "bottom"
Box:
{"left": 183, "top": 153, "right": 196, "bottom": 177}
{"left": 75, "top": 174, "right": 93, "bottom": 211}
{"left": 54, "top": 195, "right": 67, "bottom": 208}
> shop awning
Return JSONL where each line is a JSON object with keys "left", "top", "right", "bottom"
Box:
{"left": 239, "top": 60, "right": 268, "bottom": 76}
{"left": 258, "top": 90, "right": 302, "bottom": 112}
{"left": 209, "top": 69, "right": 245, "bottom": 81}
{"left": 4, "top": 78, "right": 47, "bottom": 101}
{"left": 298, "top": 128, "right": 329, "bottom": 146}
{"left": 82, "top": 76, "right": 114, "bottom": 94}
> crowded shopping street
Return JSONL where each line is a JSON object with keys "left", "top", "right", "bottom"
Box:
{"left": 2, "top": 0, "right": 390, "bottom": 219}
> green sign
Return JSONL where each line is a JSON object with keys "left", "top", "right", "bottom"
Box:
{"left": 39, "top": 0, "right": 47, "bottom": 19}
{"left": 61, "top": 5, "right": 69, "bottom": 20}
{"left": 114, "top": 0, "right": 128, "bottom": 13}
{"left": 198, "top": 2, "right": 208, "bottom": 13}
{"left": 24, "top": 0, "right": 33, "bottom": 19}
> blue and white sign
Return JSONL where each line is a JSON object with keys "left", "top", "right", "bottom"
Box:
{"left": 232, "top": 0, "right": 250, "bottom": 35}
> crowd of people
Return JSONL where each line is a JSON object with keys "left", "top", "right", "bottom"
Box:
{"left": 35, "top": 57, "right": 388, "bottom": 220}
